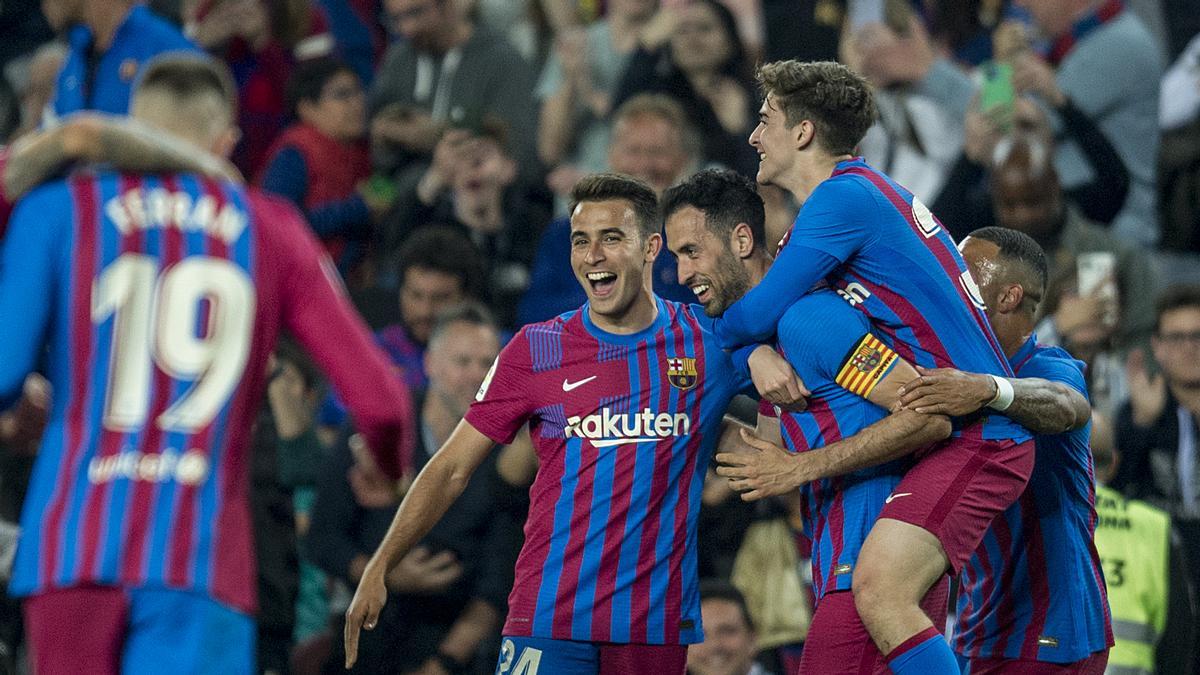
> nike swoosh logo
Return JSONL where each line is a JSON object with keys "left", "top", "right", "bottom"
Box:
{"left": 562, "top": 376, "right": 598, "bottom": 392}
{"left": 885, "top": 492, "right": 912, "bottom": 504}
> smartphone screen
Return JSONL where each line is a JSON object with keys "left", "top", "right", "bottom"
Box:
{"left": 979, "top": 62, "right": 1016, "bottom": 131}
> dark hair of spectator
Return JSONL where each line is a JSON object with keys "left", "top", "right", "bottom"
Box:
{"left": 661, "top": 169, "right": 767, "bottom": 254}
{"left": 689, "top": 0, "right": 751, "bottom": 82}
{"left": 286, "top": 56, "right": 357, "bottom": 119}
{"left": 755, "top": 60, "right": 877, "bottom": 156}
{"left": 1154, "top": 285, "right": 1200, "bottom": 334}
{"left": 396, "top": 226, "right": 487, "bottom": 301}
{"left": 273, "top": 337, "right": 321, "bottom": 390}
{"left": 698, "top": 579, "right": 756, "bottom": 632}
{"left": 569, "top": 173, "right": 660, "bottom": 240}
{"left": 428, "top": 301, "right": 498, "bottom": 348}
{"left": 136, "top": 53, "right": 238, "bottom": 113}
{"left": 966, "top": 226, "right": 1049, "bottom": 301}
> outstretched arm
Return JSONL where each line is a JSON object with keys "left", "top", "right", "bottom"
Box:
{"left": 343, "top": 420, "right": 496, "bottom": 668}
{"left": 898, "top": 366, "right": 1090, "bottom": 435}
{"left": 3, "top": 113, "right": 240, "bottom": 199}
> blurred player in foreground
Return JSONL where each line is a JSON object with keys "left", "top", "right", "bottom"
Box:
{"left": 0, "top": 55, "right": 414, "bottom": 674}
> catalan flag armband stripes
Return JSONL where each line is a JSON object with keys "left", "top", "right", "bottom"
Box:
{"left": 834, "top": 334, "right": 898, "bottom": 398}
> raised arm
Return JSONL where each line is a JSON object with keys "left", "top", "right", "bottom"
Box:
{"left": 343, "top": 420, "right": 496, "bottom": 668}
{"left": 3, "top": 113, "right": 239, "bottom": 199}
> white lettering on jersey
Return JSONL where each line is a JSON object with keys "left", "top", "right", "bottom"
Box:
{"left": 959, "top": 270, "right": 988, "bottom": 311}
{"left": 105, "top": 188, "right": 248, "bottom": 243}
{"left": 564, "top": 408, "right": 691, "bottom": 447}
{"left": 476, "top": 356, "right": 499, "bottom": 402}
{"left": 912, "top": 197, "right": 940, "bottom": 238}
{"left": 837, "top": 282, "right": 871, "bottom": 307}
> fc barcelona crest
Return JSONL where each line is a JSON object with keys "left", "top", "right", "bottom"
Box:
{"left": 850, "top": 345, "right": 883, "bottom": 373}
{"left": 666, "top": 357, "right": 698, "bottom": 390}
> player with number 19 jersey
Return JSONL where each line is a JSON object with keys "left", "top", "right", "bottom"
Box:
{"left": 466, "top": 297, "right": 748, "bottom": 647}
{"left": 0, "top": 170, "right": 414, "bottom": 616}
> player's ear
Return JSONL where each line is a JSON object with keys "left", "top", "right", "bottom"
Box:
{"left": 644, "top": 231, "right": 662, "bottom": 262}
{"left": 795, "top": 119, "right": 815, "bottom": 151}
{"left": 731, "top": 222, "right": 755, "bottom": 259}
{"left": 999, "top": 283, "right": 1024, "bottom": 313}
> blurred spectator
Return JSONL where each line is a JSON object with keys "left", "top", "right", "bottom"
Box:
{"left": 931, "top": 87, "right": 1129, "bottom": 241}
{"left": 922, "top": 0, "right": 1009, "bottom": 66}
{"left": 369, "top": 0, "right": 538, "bottom": 177}
{"left": 518, "top": 93, "right": 697, "bottom": 325}
{"left": 0, "top": 0, "right": 52, "bottom": 72}
{"left": 1091, "top": 411, "right": 1197, "bottom": 675}
{"left": 379, "top": 120, "right": 552, "bottom": 328}
{"left": 860, "top": 0, "right": 1164, "bottom": 247}
{"left": 987, "top": 134, "right": 1155, "bottom": 363}
{"left": 307, "top": 303, "right": 525, "bottom": 675}
{"left": 44, "top": 0, "right": 198, "bottom": 117}
{"left": 316, "top": 0, "right": 387, "bottom": 86}
{"left": 259, "top": 57, "right": 375, "bottom": 280}
{"left": 536, "top": 0, "right": 657, "bottom": 178}
{"left": 476, "top": 0, "right": 544, "bottom": 63}
{"left": 687, "top": 580, "right": 774, "bottom": 675}
{"left": 760, "top": 0, "right": 841, "bottom": 64}
{"left": 323, "top": 226, "right": 485, "bottom": 437}
{"left": 1113, "top": 285, "right": 1200, "bottom": 608}
{"left": 5, "top": 42, "right": 67, "bottom": 138}
{"left": 189, "top": 0, "right": 335, "bottom": 175}
{"left": 844, "top": 2, "right": 964, "bottom": 205}
{"left": 612, "top": 0, "right": 759, "bottom": 178}
{"left": 1158, "top": 32, "right": 1200, "bottom": 254}
{"left": 253, "top": 342, "right": 331, "bottom": 675}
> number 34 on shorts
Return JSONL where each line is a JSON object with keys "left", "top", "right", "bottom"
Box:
{"left": 495, "top": 638, "right": 543, "bottom": 675}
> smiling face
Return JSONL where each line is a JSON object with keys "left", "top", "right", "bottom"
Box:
{"left": 665, "top": 205, "right": 752, "bottom": 316}
{"left": 748, "top": 93, "right": 800, "bottom": 187}
{"left": 570, "top": 199, "right": 659, "bottom": 323}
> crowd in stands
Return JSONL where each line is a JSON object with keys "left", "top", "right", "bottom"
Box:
{"left": 0, "top": 0, "right": 1198, "bottom": 673}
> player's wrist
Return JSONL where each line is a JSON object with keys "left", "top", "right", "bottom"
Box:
{"left": 986, "top": 375, "right": 1015, "bottom": 412}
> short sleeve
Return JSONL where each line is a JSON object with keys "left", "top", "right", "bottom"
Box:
{"left": 465, "top": 330, "right": 537, "bottom": 445}
{"left": 1018, "top": 348, "right": 1088, "bottom": 397}
{"left": 776, "top": 291, "right": 890, "bottom": 390}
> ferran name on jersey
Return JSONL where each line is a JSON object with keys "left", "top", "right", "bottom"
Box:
{"left": 666, "top": 357, "right": 698, "bottom": 391}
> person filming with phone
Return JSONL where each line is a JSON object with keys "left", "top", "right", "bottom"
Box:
{"left": 989, "top": 132, "right": 1157, "bottom": 414}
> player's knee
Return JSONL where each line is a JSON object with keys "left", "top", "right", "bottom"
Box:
{"left": 851, "top": 563, "right": 892, "bottom": 621}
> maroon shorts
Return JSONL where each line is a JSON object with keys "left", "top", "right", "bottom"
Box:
{"left": 963, "top": 650, "right": 1109, "bottom": 674}
{"left": 798, "top": 576, "right": 950, "bottom": 675}
{"left": 879, "top": 427, "right": 1035, "bottom": 573}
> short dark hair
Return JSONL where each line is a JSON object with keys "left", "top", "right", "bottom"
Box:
{"left": 569, "top": 173, "right": 660, "bottom": 239}
{"left": 428, "top": 301, "right": 498, "bottom": 347}
{"left": 756, "top": 60, "right": 876, "bottom": 155}
{"left": 698, "top": 579, "right": 755, "bottom": 632}
{"left": 396, "top": 226, "right": 486, "bottom": 300}
{"left": 1154, "top": 285, "right": 1200, "bottom": 334}
{"left": 136, "top": 52, "right": 237, "bottom": 114}
{"left": 287, "top": 56, "right": 357, "bottom": 118}
{"left": 661, "top": 169, "right": 767, "bottom": 253}
{"left": 966, "top": 226, "right": 1049, "bottom": 300}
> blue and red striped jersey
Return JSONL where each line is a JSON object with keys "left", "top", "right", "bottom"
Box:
{"left": 713, "top": 157, "right": 1029, "bottom": 444}
{"left": 770, "top": 291, "right": 909, "bottom": 600}
{"left": 0, "top": 170, "right": 414, "bottom": 614}
{"left": 953, "top": 336, "right": 1113, "bottom": 662}
{"left": 465, "top": 298, "right": 747, "bottom": 645}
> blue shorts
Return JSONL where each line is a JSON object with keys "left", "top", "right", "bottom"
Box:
{"left": 24, "top": 585, "right": 256, "bottom": 675}
{"left": 494, "top": 636, "right": 687, "bottom": 675}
